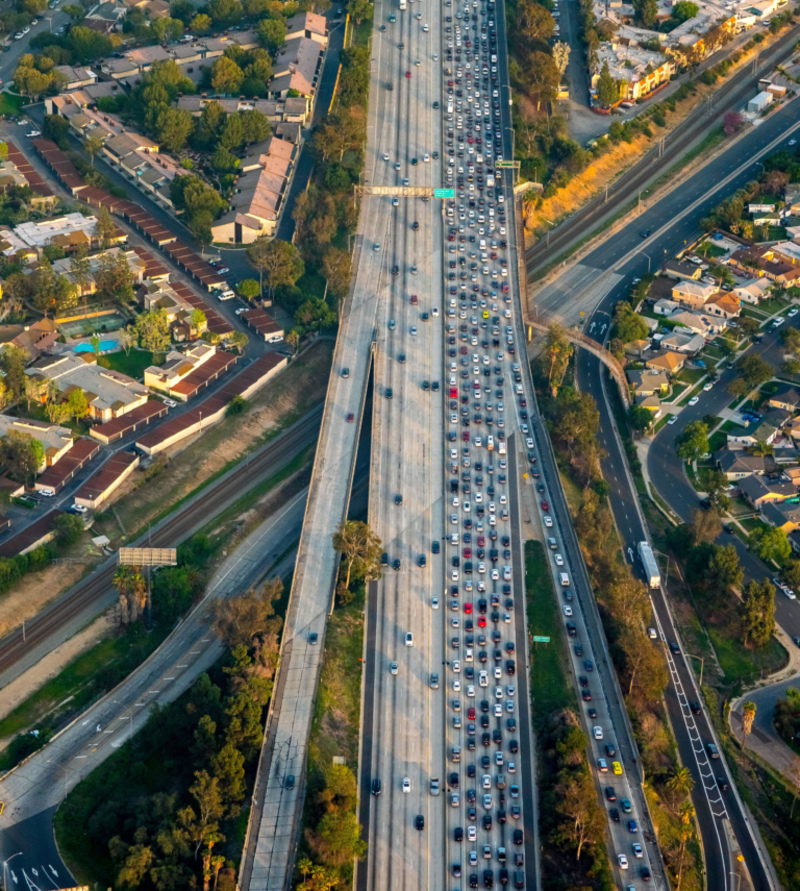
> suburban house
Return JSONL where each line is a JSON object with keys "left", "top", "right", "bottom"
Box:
{"left": 660, "top": 330, "right": 705, "bottom": 354}
{"left": 733, "top": 278, "right": 770, "bottom": 304}
{"left": 0, "top": 213, "right": 126, "bottom": 264}
{"left": 704, "top": 291, "right": 741, "bottom": 319}
{"left": 671, "top": 280, "right": 718, "bottom": 309}
{"left": 627, "top": 369, "right": 670, "bottom": 396}
{"left": 663, "top": 260, "right": 703, "bottom": 281}
{"left": 738, "top": 474, "right": 797, "bottom": 509}
{"left": 769, "top": 385, "right": 800, "bottom": 412}
{"left": 51, "top": 248, "right": 147, "bottom": 297}
{"left": 653, "top": 298, "right": 680, "bottom": 316}
{"left": 761, "top": 501, "right": 800, "bottom": 534}
{"left": 729, "top": 246, "right": 800, "bottom": 284}
{"left": 785, "top": 183, "right": 800, "bottom": 215}
{"left": 668, "top": 310, "right": 724, "bottom": 337}
{"left": 635, "top": 393, "right": 662, "bottom": 417}
{"left": 726, "top": 419, "right": 779, "bottom": 446}
{"left": 26, "top": 354, "right": 149, "bottom": 423}
{"left": 0, "top": 416, "right": 73, "bottom": 470}
{"left": 645, "top": 350, "right": 685, "bottom": 374}
{"left": 0, "top": 319, "right": 60, "bottom": 360}
{"left": 53, "top": 66, "right": 98, "bottom": 90}
{"left": 716, "top": 448, "right": 777, "bottom": 480}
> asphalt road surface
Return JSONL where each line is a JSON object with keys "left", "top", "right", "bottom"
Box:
{"left": 559, "top": 94, "right": 800, "bottom": 891}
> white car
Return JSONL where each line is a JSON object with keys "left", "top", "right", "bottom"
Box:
{"left": 618, "top": 855, "right": 629, "bottom": 870}
{"left": 405, "top": 632, "right": 414, "bottom": 646}
{"left": 72, "top": 503, "right": 88, "bottom": 514}
{"left": 479, "top": 670, "right": 488, "bottom": 686}
{"left": 390, "top": 661, "right": 398, "bottom": 674}
{"left": 454, "top": 678, "right": 461, "bottom": 692}
{"left": 163, "top": 398, "right": 177, "bottom": 408}
{"left": 468, "top": 826, "right": 477, "bottom": 842}
{"left": 432, "top": 596, "right": 439, "bottom": 609}
{"left": 466, "top": 684, "right": 475, "bottom": 697}
{"left": 453, "top": 660, "right": 461, "bottom": 672}
{"left": 593, "top": 726, "right": 604, "bottom": 740}
{"left": 703, "top": 382, "right": 713, "bottom": 391}
{"left": 563, "top": 605, "right": 573, "bottom": 617}
{"left": 668, "top": 416, "right": 678, "bottom": 425}
{"left": 554, "top": 554, "right": 564, "bottom": 566}
{"left": 688, "top": 396, "right": 699, "bottom": 406}
{"left": 403, "top": 777, "right": 411, "bottom": 792}
{"left": 544, "top": 516, "right": 553, "bottom": 527}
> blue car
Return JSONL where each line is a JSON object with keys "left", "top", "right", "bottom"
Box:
{"left": 628, "top": 820, "right": 638, "bottom": 833}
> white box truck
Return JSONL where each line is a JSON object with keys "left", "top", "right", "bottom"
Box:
{"left": 638, "top": 541, "right": 660, "bottom": 588}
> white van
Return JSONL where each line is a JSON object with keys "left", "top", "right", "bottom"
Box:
{"left": 559, "top": 573, "right": 570, "bottom": 587}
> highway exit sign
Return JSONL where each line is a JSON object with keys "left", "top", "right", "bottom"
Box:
{"left": 532, "top": 636, "right": 550, "bottom": 643}
{"left": 495, "top": 161, "right": 514, "bottom": 168}
{"left": 434, "top": 188, "right": 455, "bottom": 198}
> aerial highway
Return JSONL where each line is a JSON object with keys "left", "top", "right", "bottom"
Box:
{"left": 560, "top": 101, "right": 800, "bottom": 891}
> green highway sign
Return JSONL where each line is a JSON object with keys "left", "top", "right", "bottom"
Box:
{"left": 434, "top": 188, "right": 455, "bottom": 198}
{"left": 495, "top": 161, "right": 514, "bottom": 168}
{"left": 532, "top": 636, "right": 550, "bottom": 643}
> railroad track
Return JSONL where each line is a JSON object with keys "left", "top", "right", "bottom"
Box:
{"left": 0, "top": 407, "right": 323, "bottom": 677}
{"left": 525, "top": 23, "right": 800, "bottom": 274}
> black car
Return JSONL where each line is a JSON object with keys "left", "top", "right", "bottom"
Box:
{"left": 455, "top": 826, "right": 464, "bottom": 842}
{"left": 371, "top": 778, "right": 382, "bottom": 796}
{"left": 415, "top": 814, "right": 425, "bottom": 830}
{"left": 392, "top": 558, "right": 400, "bottom": 571}
{"left": 418, "top": 554, "right": 427, "bottom": 567}
{"left": 513, "top": 829, "right": 523, "bottom": 845}
{"left": 395, "top": 493, "right": 403, "bottom": 505}
{"left": 392, "top": 265, "right": 399, "bottom": 275}
{"left": 609, "top": 807, "right": 620, "bottom": 822}
{"left": 689, "top": 701, "right": 701, "bottom": 714}
{"left": 509, "top": 739, "right": 519, "bottom": 753}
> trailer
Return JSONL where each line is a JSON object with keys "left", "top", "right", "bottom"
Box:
{"left": 637, "top": 541, "right": 660, "bottom": 589}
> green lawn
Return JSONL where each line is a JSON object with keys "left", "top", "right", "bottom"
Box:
{"left": 758, "top": 296, "right": 792, "bottom": 315}
{"left": 699, "top": 241, "right": 727, "bottom": 259}
{"left": 0, "top": 92, "right": 24, "bottom": 117}
{"left": 708, "top": 430, "right": 727, "bottom": 452}
{"left": 666, "top": 381, "right": 689, "bottom": 402}
{"left": 524, "top": 540, "right": 573, "bottom": 727}
{"left": 702, "top": 344, "right": 724, "bottom": 361}
{"left": 677, "top": 367, "right": 706, "bottom": 385}
{"left": 99, "top": 348, "right": 159, "bottom": 380}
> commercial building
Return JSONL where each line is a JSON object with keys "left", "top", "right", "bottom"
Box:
{"left": 592, "top": 42, "right": 677, "bottom": 102}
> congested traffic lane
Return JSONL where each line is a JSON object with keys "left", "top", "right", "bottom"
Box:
{"left": 438, "top": 0, "right": 537, "bottom": 887}
{"left": 362, "top": 0, "right": 446, "bottom": 888}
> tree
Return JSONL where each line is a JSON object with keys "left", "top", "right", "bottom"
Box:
{"left": 209, "top": 579, "right": 283, "bottom": 669}
{"left": 552, "top": 40, "right": 570, "bottom": 78}
{"left": 240, "top": 109, "right": 270, "bottom": 145}
{"left": 229, "top": 330, "right": 249, "bottom": 354}
{"left": 628, "top": 404, "right": 654, "bottom": 434}
{"left": 309, "top": 811, "right": 366, "bottom": 867}
{"left": 95, "top": 205, "right": 117, "bottom": 250}
{"left": 555, "top": 771, "right": 606, "bottom": 860}
{"left": 347, "top": 0, "right": 373, "bottom": 23}
{"left": 136, "top": 309, "right": 171, "bottom": 354}
{"left": 210, "top": 741, "right": 246, "bottom": 811}
{"left": 724, "top": 110, "right": 744, "bottom": 136}
{"left": 636, "top": 0, "right": 658, "bottom": 27}
{"left": 675, "top": 420, "right": 709, "bottom": 464}
{"left": 741, "top": 700, "right": 757, "bottom": 747}
{"left": 321, "top": 247, "right": 352, "bottom": 300}
{"left": 285, "top": 329, "right": 300, "bottom": 353}
{"left": 666, "top": 766, "right": 695, "bottom": 809}
{"left": 698, "top": 467, "right": 731, "bottom": 511}
{"left": 52, "top": 513, "right": 85, "bottom": 546}
{"left": 0, "top": 430, "right": 44, "bottom": 481}
{"left": 750, "top": 524, "right": 791, "bottom": 564}
{"left": 332, "top": 520, "right": 383, "bottom": 590}
{"left": 672, "top": 1, "right": 699, "bottom": 20}
{"left": 191, "top": 12, "right": 213, "bottom": 32}
{"left": 740, "top": 578, "right": 775, "bottom": 647}
{"left": 190, "top": 308, "right": 207, "bottom": 336}
{"left": 211, "top": 56, "right": 244, "bottom": 95}
{"left": 70, "top": 245, "right": 92, "bottom": 302}
{"left": 237, "top": 279, "right": 260, "bottom": 301}
{"left": 730, "top": 354, "right": 772, "bottom": 394}
{"left": 85, "top": 134, "right": 104, "bottom": 167}
{"left": 707, "top": 543, "right": 744, "bottom": 596}
{"left": 257, "top": 17, "right": 287, "bottom": 53}
{"left": 543, "top": 324, "right": 573, "bottom": 397}
{"left": 596, "top": 61, "right": 618, "bottom": 107}
{"left": 782, "top": 558, "right": 800, "bottom": 591}
{"left": 118, "top": 325, "right": 137, "bottom": 356}
{"left": 613, "top": 301, "right": 649, "bottom": 343}
{"left": 186, "top": 770, "right": 225, "bottom": 858}
{"left": 156, "top": 107, "right": 196, "bottom": 152}
{"left": 691, "top": 506, "right": 722, "bottom": 545}
{"left": 246, "top": 238, "right": 305, "bottom": 298}
{"left": 516, "top": 0, "right": 555, "bottom": 41}
{"left": 67, "top": 387, "right": 89, "bottom": 421}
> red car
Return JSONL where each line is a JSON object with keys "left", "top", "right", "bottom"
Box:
{"left": 464, "top": 602, "right": 473, "bottom": 614}
{"left": 463, "top": 548, "right": 472, "bottom": 558}
{"left": 468, "top": 706, "right": 476, "bottom": 720}
{"left": 477, "top": 536, "right": 485, "bottom": 547}
{"left": 541, "top": 500, "right": 549, "bottom": 511}
{"left": 463, "top": 431, "right": 470, "bottom": 441}
{"left": 346, "top": 413, "right": 354, "bottom": 423}
{"left": 477, "top": 615, "right": 487, "bottom": 627}
{"left": 405, "top": 70, "right": 411, "bottom": 78}
{"left": 450, "top": 388, "right": 458, "bottom": 398}
{"left": 411, "top": 294, "right": 419, "bottom": 304}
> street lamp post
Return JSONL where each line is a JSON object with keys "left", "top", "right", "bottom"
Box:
{"left": 687, "top": 653, "right": 705, "bottom": 687}
{"left": 3, "top": 852, "right": 22, "bottom": 891}
{"left": 643, "top": 252, "right": 652, "bottom": 273}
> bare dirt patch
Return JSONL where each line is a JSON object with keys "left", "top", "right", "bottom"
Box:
{"left": 96, "top": 340, "right": 333, "bottom": 540}
{"left": 0, "top": 613, "right": 113, "bottom": 727}
{"left": 0, "top": 559, "right": 89, "bottom": 641}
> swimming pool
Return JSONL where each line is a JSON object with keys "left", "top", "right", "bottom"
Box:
{"left": 74, "top": 340, "right": 117, "bottom": 353}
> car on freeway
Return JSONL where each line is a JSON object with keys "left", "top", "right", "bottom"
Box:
{"left": 403, "top": 777, "right": 411, "bottom": 792}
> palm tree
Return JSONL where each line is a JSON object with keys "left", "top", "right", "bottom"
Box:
{"left": 676, "top": 801, "right": 696, "bottom": 889}
{"left": 666, "top": 766, "right": 695, "bottom": 803}
{"left": 741, "top": 700, "right": 757, "bottom": 748}
{"left": 113, "top": 565, "right": 133, "bottom": 625}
